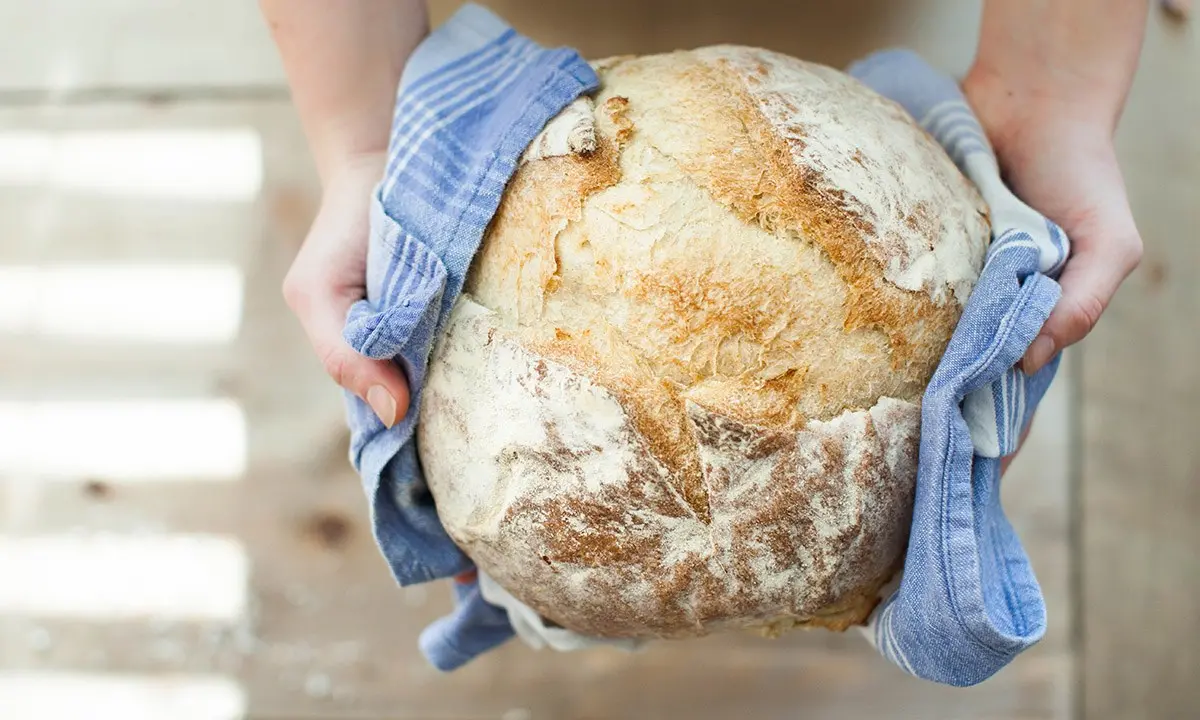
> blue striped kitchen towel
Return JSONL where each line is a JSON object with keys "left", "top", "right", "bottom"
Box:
{"left": 846, "top": 48, "right": 1067, "bottom": 686}
{"left": 338, "top": 2, "right": 596, "bottom": 666}
{"left": 341, "top": 2, "right": 1067, "bottom": 686}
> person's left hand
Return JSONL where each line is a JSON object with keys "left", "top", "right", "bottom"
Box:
{"left": 281, "top": 151, "right": 411, "bottom": 429}
{"left": 962, "top": 67, "right": 1143, "bottom": 476}
{"left": 962, "top": 69, "right": 1144, "bottom": 377}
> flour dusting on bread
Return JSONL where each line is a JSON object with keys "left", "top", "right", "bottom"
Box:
{"left": 416, "top": 45, "right": 989, "bottom": 640}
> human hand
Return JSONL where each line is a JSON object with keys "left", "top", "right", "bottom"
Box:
{"left": 961, "top": 71, "right": 1144, "bottom": 377}
{"left": 281, "top": 152, "right": 410, "bottom": 428}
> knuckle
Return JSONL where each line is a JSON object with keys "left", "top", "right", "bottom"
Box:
{"left": 281, "top": 271, "right": 307, "bottom": 312}
{"left": 1071, "top": 292, "right": 1107, "bottom": 336}
{"left": 1122, "top": 237, "right": 1145, "bottom": 272}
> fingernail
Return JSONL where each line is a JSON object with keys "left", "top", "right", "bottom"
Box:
{"left": 366, "top": 385, "right": 397, "bottom": 428}
{"left": 1021, "top": 335, "right": 1056, "bottom": 374}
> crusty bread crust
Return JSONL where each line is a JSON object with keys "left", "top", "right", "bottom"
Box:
{"left": 416, "top": 46, "right": 989, "bottom": 639}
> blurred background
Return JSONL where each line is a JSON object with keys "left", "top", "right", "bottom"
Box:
{"left": 0, "top": 1, "right": 1195, "bottom": 718}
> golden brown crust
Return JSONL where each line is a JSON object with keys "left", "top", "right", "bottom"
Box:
{"left": 578, "top": 49, "right": 981, "bottom": 398}
{"left": 427, "top": 46, "right": 990, "bottom": 640}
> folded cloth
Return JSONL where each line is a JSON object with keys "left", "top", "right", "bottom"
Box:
{"left": 340, "top": 2, "right": 597, "bottom": 670}
{"left": 341, "top": 3, "right": 598, "bottom": 588}
{"left": 847, "top": 49, "right": 1067, "bottom": 687}
{"left": 417, "top": 572, "right": 515, "bottom": 672}
{"left": 344, "top": 3, "right": 1068, "bottom": 686}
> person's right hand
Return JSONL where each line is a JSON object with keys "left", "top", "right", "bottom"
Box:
{"left": 282, "top": 152, "right": 409, "bottom": 428}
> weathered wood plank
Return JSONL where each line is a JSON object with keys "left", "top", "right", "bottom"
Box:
{"left": 0, "top": 100, "right": 318, "bottom": 265}
{"left": 1080, "top": 10, "right": 1200, "bottom": 720}
{"left": 0, "top": 0, "right": 285, "bottom": 94}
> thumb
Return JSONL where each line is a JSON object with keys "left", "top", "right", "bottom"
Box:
{"left": 286, "top": 280, "right": 410, "bottom": 428}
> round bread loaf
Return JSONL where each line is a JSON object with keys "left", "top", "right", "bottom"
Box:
{"left": 416, "top": 45, "right": 990, "bottom": 640}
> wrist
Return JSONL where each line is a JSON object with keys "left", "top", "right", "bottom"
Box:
{"left": 309, "top": 123, "right": 391, "bottom": 189}
{"left": 321, "top": 149, "right": 386, "bottom": 194}
{"left": 966, "top": 0, "right": 1148, "bottom": 139}
{"left": 962, "top": 63, "right": 1116, "bottom": 162}
{"left": 964, "top": 60, "right": 1120, "bottom": 127}
{"left": 326, "top": 149, "right": 386, "bottom": 183}
{"left": 317, "top": 150, "right": 387, "bottom": 216}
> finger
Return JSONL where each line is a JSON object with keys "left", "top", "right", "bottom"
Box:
{"left": 284, "top": 273, "right": 410, "bottom": 428}
{"left": 1020, "top": 227, "right": 1142, "bottom": 374}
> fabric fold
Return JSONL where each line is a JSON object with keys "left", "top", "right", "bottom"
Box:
{"left": 339, "top": 2, "right": 600, "bottom": 593}
{"left": 849, "top": 49, "right": 1063, "bottom": 686}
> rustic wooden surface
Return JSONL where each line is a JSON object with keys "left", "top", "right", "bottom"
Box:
{"left": 1080, "top": 8, "right": 1200, "bottom": 719}
{"left": 0, "top": 1, "right": 1190, "bottom": 719}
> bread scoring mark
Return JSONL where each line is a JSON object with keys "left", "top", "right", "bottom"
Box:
{"left": 467, "top": 120, "right": 623, "bottom": 329}
{"left": 528, "top": 327, "right": 712, "bottom": 523}
{"left": 418, "top": 301, "right": 920, "bottom": 639}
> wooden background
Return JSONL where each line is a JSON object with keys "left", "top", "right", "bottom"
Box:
{"left": 0, "top": 1, "right": 1194, "bottom": 718}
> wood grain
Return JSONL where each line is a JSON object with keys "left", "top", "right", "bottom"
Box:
{"left": 1080, "top": 10, "right": 1200, "bottom": 719}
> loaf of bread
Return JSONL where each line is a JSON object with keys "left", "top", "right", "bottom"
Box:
{"left": 416, "top": 45, "right": 990, "bottom": 640}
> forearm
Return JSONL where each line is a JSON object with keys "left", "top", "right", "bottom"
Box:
{"left": 968, "top": 0, "right": 1149, "bottom": 131}
{"left": 260, "top": 0, "right": 429, "bottom": 184}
